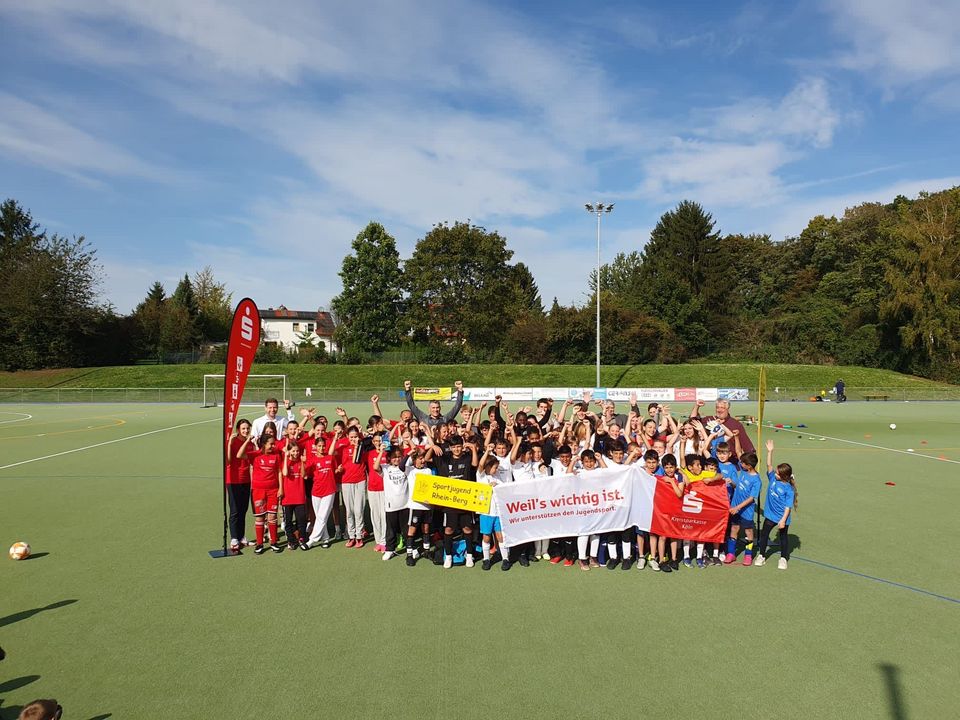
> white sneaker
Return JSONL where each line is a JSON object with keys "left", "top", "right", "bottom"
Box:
{"left": 754, "top": 555, "right": 766, "bottom": 567}
{"left": 443, "top": 555, "right": 453, "bottom": 569}
{"left": 465, "top": 554, "right": 474, "bottom": 568}
{"left": 778, "top": 557, "right": 788, "bottom": 570}
{"left": 382, "top": 551, "right": 396, "bottom": 561}
{"left": 650, "top": 558, "right": 660, "bottom": 571}
{"left": 241, "top": 538, "right": 256, "bottom": 547}
{"left": 637, "top": 556, "right": 646, "bottom": 570}
{"left": 333, "top": 528, "right": 343, "bottom": 541}
{"left": 542, "top": 552, "right": 551, "bottom": 561}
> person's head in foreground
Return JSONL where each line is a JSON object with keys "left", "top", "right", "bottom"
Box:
{"left": 19, "top": 700, "right": 62, "bottom": 720}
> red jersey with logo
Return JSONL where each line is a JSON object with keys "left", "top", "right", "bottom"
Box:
{"left": 247, "top": 448, "right": 281, "bottom": 489}
{"left": 310, "top": 455, "right": 337, "bottom": 497}
{"left": 367, "top": 450, "right": 386, "bottom": 492}
{"left": 340, "top": 443, "right": 367, "bottom": 484}
{"left": 281, "top": 459, "right": 308, "bottom": 506}
{"left": 226, "top": 436, "right": 251, "bottom": 485}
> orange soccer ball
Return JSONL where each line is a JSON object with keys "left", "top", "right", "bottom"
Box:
{"left": 9, "top": 542, "right": 31, "bottom": 560}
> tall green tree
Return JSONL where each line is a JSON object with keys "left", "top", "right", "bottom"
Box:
{"left": 404, "top": 221, "right": 527, "bottom": 350}
{"left": 192, "top": 266, "right": 233, "bottom": 342}
{"left": 0, "top": 199, "right": 107, "bottom": 369}
{"left": 331, "top": 222, "right": 404, "bottom": 352}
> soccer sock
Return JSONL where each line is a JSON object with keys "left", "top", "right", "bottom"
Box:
{"left": 502, "top": 545, "right": 510, "bottom": 561}
{"left": 589, "top": 535, "right": 600, "bottom": 557}
{"left": 683, "top": 541, "right": 691, "bottom": 560}
{"left": 606, "top": 542, "right": 618, "bottom": 560}
{"left": 621, "top": 541, "right": 632, "bottom": 559}
{"left": 696, "top": 543, "right": 705, "bottom": 559}
{"left": 482, "top": 541, "right": 491, "bottom": 561}
{"left": 443, "top": 534, "right": 453, "bottom": 557}
{"left": 744, "top": 542, "right": 753, "bottom": 558}
{"left": 727, "top": 538, "right": 736, "bottom": 555}
{"left": 255, "top": 521, "right": 265, "bottom": 545}
{"left": 422, "top": 534, "right": 431, "bottom": 550}
{"left": 577, "top": 536, "right": 589, "bottom": 560}
{"left": 463, "top": 529, "right": 474, "bottom": 558}
{"left": 268, "top": 521, "right": 278, "bottom": 545}
{"left": 712, "top": 546, "right": 720, "bottom": 558}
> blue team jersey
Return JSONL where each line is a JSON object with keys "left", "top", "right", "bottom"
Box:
{"left": 765, "top": 471, "right": 795, "bottom": 525}
{"left": 731, "top": 470, "right": 761, "bottom": 521}
{"left": 717, "top": 460, "right": 739, "bottom": 498}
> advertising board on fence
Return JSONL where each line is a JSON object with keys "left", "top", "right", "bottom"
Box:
{"left": 457, "top": 388, "right": 749, "bottom": 403}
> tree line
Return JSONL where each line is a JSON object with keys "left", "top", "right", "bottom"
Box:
{"left": 2, "top": 186, "right": 958, "bottom": 382}
{"left": 332, "top": 189, "right": 960, "bottom": 382}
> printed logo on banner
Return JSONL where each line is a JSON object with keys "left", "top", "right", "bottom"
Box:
{"left": 532, "top": 388, "right": 569, "bottom": 402}
{"left": 637, "top": 388, "right": 675, "bottom": 401}
{"left": 566, "top": 388, "right": 585, "bottom": 400}
{"left": 463, "top": 387, "right": 496, "bottom": 402}
{"left": 605, "top": 388, "right": 634, "bottom": 402}
{"left": 591, "top": 388, "right": 608, "bottom": 400}
{"left": 650, "top": 480, "right": 728, "bottom": 543}
{"left": 718, "top": 388, "right": 750, "bottom": 401}
{"left": 674, "top": 387, "right": 696, "bottom": 403}
{"left": 495, "top": 388, "right": 534, "bottom": 401}
{"left": 413, "top": 387, "right": 452, "bottom": 401}
{"left": 411, "top": 473, "right": 492, "bottom": 514}
{"left": 681, "top": 491, "right": 704, "bottom": 514}
{"left": 696, "top": 387, "right": 719, "bottom": 402}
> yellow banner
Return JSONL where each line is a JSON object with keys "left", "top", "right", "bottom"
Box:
{"left": 757, "top": 366, "right": 767, "bottom": 452}
{"left": 411, "top": 473, "right": 492, "bottom": 514}
{"left": 413, "top": 387, "right": 452, "bottom": 401}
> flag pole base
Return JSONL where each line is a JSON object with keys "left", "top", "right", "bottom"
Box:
{"left": 208, "top": 548, "right": 242, "bottom": 558}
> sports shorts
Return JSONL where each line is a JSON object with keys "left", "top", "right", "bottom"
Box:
{"left": 479, "top": 514, "right": 502, "bottom": 535}
{"left": 252, "top": 487, "right": 279, "bottom": 515}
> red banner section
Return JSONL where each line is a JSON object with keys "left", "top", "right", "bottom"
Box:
{"left": 650, "top": 480, "right": 729, "bottom": 543}
{"left": 223, "top": 298, "right": 261, "bottom": 444}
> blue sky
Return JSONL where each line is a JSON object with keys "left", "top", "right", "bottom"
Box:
{"left": 1, "top": 0, "right": 959, "bottom": 313}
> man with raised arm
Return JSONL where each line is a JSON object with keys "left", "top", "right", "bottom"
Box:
{"left": 403, "top": 379, "right": 464, "bottom": 430}
{"left": 690, "top": 398, "right": 755, "bottom": 456}
{"left": 251, "top": 397, "right": 296, "bottom": 442}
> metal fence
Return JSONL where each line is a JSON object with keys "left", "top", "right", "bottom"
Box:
{"left": 1, "top": 386, "right": 959, "bottom": 404}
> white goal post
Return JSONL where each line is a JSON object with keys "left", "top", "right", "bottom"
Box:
{"left": 202, "top": 374, "right": 288, "bottom": 408}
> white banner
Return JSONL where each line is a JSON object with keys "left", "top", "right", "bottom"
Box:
{"left": 463, "top": 387, "right": 496, "bottom": 401}
{"left": 492, "top": 466, "right": 656, "bottom": 547}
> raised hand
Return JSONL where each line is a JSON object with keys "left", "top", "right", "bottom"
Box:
{"left": 404, "top": 380, "right": 412, "bottom": 391}
{"left": 371, "top": 394, "right": 380, "bottom": 404}
{"left": 454, "top": 380, "right": 463, "bottom": 391}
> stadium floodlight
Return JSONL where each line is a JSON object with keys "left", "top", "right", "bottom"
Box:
{"left": 584, "top": 202, "right": 614, "bottom": 388}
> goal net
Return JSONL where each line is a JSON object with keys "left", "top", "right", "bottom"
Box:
{"left": 202, "top": 374, "right": 288, "bottom": 408}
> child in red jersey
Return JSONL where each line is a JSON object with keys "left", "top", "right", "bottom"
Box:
{"left": 339, "top": 426, "right": 369, "bottom": 547}
{"left": 239, "top": 434, "right": 283, "bottom": 554}
{"left": 225, "top": 418, "right": 254, "bottom": 553}
{"left": 307, "top": 434, "right": 338, "bottom": 548}
{"left": 280, "top": 443, "right": 310, "bottom": 551}
{"left": 366, "top": 433, "right": 388, "bottom": 552}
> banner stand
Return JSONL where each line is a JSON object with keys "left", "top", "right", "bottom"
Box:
{"left": 209, "top": 298, "right": 261, "bottom": 559}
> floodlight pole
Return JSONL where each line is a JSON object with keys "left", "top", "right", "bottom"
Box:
{"left": 585, "top": 202, "right": 614, "bottom": 388}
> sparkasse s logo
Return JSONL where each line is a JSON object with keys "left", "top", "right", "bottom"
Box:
{"left": 682, "top": 491, "right": 703, "bottom": 514}
{"left": 240, "top": 311, "right": 254, "bottom": 342}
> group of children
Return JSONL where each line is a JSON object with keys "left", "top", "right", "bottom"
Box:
{"left": 224, "top": 386, "right": 798, "bottom": 570}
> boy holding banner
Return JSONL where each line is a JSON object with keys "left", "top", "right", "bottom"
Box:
{"left": 436, "top": 435, "right": 479, "bottom": 568}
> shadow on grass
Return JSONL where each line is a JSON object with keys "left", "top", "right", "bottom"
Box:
{"left": 879, "top": 663, "right": 908, "bottom": 720}
{"left": 0, "top": 675, "right": 39, "bottom": 720}
{"left": 0, "top": 599, "right": 78, "bottom": 629}
{"left": 23, "top": 552, "right": 49, "bottom": 561}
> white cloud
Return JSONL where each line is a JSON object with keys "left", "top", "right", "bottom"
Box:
{"left": 826, "top": 0, "right": 960, "bottom": 82}
{"left": 0, "top": 92, "right": 179, "bottom": 184}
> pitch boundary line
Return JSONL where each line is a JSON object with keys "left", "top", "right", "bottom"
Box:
{"left": 0, "top": 412, "right": 32, "bottom": 425}
{"left": 761, "top": 423, "right": 959, "bottom": 464}
{"left": 793, "top": 556, "right": 960, "bottom": 605}
{"left": 0, "top": 418, "right": 218, "bottom": 471}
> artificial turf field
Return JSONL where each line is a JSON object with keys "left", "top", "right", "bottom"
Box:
{"left": 1, "top": 400, "right": 958, "bottom": 719}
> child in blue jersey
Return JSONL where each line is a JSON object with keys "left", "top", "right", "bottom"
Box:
{"left": 755, "top": 440, "right": 797, "bottom": 570}
{"left": 725, "top": 451, "right": 762, "bottom": 565}
{"left": 713, "top": 442, "right": 740, "bottom": 564}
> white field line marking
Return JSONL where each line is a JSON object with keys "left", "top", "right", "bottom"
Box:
{"left": 0, "top": 418, "right": 218, "bottom": 471}
{"left": 761, "top": 423, "right": 960, "bottom": 465}
{"left": 0, "top": 412, "right": 32, "bottom": 425}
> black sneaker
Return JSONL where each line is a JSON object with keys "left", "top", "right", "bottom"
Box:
{"left": 606, "top": 557, "right": 619, "bottom": 570}
{"left": 254, "top": 544, "right": 266, "bottom": 555}
{"left": 670, "top": 560, "right": 680, "bottom": 572}
{"left": 299, "top": 541, "right": 309, "bottom": 551}
{"left": 711, "top": 556, "right": 723, "bottom": 566}
{"left": 320, "top": 540, "right": 331, "bottom": 549}
{"left": 661, "top": 560, "right": 673, "bottom": 573}
{"left": 501, "top": 560, "right": 513, "bottom": 571}
{"left": 270, "top": 543, "right": 283, "bottom": 553}
{"left": 406, "top": 553, "right": 416, "bottom": 567}
{"left": 482, "top": 559, "right": 492, "bottom": 571}
{"left": 287, "top": 541, "right": 297, "bottom": 551}
{"left": 432, "top": 551, "right": 444, "bottom": 566}
{"left": 518, "top": 555, "right": 530, "bottom": 567}
{"left": 621, "top": 557, "right": 632, "bottom": 570}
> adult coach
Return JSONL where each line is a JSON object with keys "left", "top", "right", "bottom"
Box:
{"left": 251, "top": 397, "right": 295, "bottom": 442}
{"left": 690, "top": 398, "right": 756, "bottom": 456}
{"left": 403, "top": 380, "right": 464, "bottom": 430}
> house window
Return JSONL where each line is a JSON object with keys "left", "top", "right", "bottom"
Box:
{"left": 292, "top": 322, "right": 300, "bottom": 332}
{"left": 307, "top": 323, "right": 315, "bottom": 332}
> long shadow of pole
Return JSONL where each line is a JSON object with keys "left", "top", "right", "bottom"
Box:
{"left": 879, "top": 663, "right": 908, "bottom": 720}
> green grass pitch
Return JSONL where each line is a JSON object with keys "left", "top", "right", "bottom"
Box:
{"left": 1, "top": 400, "right": 958, "bottom": 718}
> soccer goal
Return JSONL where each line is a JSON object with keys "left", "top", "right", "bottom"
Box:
{"left": 202, "top": 374, "right": 288, "bottom": 408}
